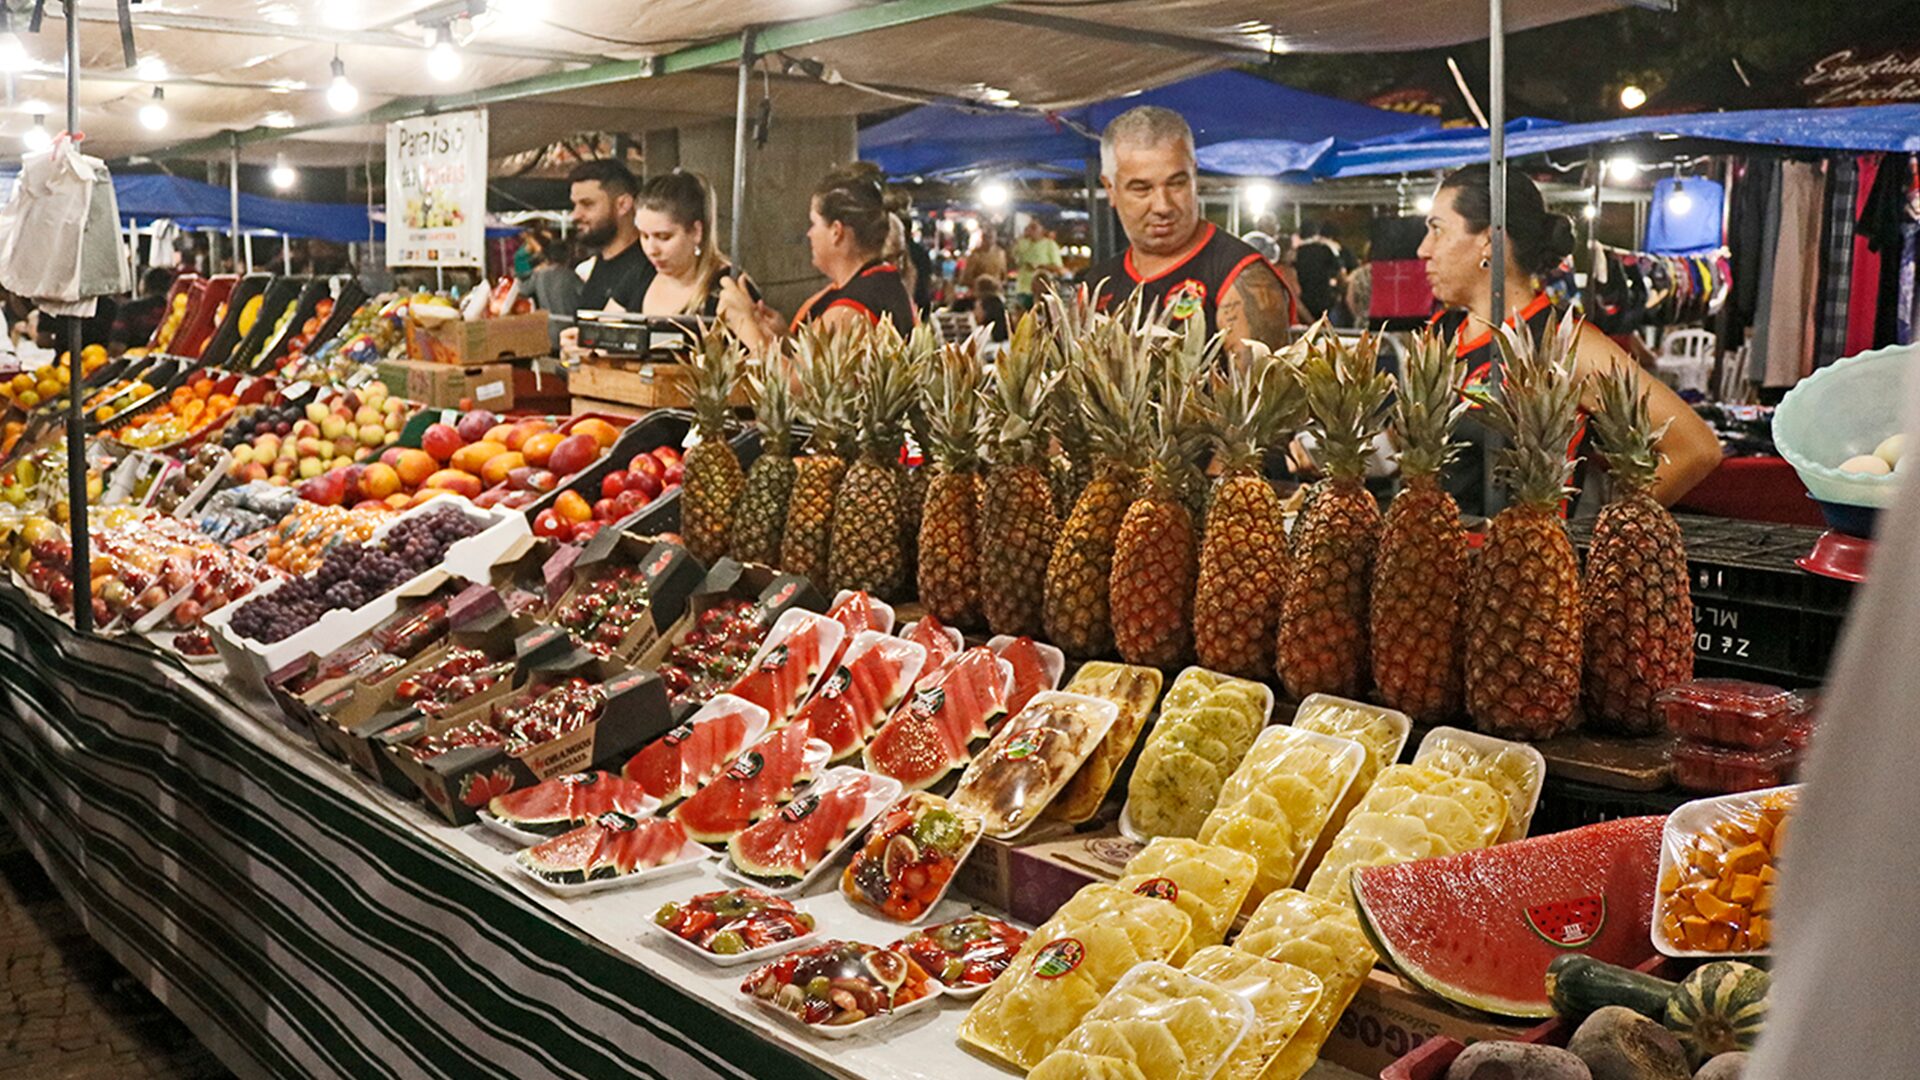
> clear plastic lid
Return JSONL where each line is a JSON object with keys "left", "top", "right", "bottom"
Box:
{"left": 1658, "top": 679, "right": 1798, "bottom": 721}
{"left": 1024, "top": 962, "right": 1255, "bottom": 1080}
{"left": 1670, "top": 739, "right": 1799, "bottom": 794}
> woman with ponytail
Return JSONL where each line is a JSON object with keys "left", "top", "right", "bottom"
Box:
{"left": 1418, "top": 163, "right": 1720, "bottom": 513}
{"left": 634, "top": 170, "right": 760, "bottom": 327}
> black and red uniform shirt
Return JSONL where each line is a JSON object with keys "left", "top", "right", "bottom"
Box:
{"left": 792, "top": 260, "right": 918, "bottom": 335}
{"left": 1085, "top": 223, "right": 1293, "bottom": 338}
{"left": 1429, "top": 292, "right": 1588, "bottom": 518}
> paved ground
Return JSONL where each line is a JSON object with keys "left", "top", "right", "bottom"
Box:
{"left": 0, "top": 838, "right": 231, "bottom": 1080}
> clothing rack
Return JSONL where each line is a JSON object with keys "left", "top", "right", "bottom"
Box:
{"left": 1578, "top": 242, "right": 1731, "bottom": 337}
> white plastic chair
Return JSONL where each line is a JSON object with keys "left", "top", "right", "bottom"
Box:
{"left": 1655, "top": 328, "right": 1717, "bottom": 396}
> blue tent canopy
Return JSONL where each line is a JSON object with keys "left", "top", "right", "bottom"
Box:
{"left": 114, "top": 173, "right": 375, "bottom": 243}
{"left": 862, "top": 70, "right": 1440, "bottom": 179}
{"left": 1194, "top": 104, "right": 1920, "bottom": 179}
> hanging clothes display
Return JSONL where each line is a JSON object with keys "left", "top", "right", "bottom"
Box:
{"left": 0, "top": 139, "right": 129, "bottom": 317}
{"left": 1583, "top": 245, "right": 1728, "bottom": 336}
{"left": 1724, "top": 158, "right": 1778, "bottom": 351}
{"left": 1756, "top": 161, "right": 1825, "bottom": 387}
{"left": 1846, "top": 154, "right": 1885, "bottom": 358}
{"left": 1859, "top": 152, "right": 1920, "bottom": 348}
{"left": 1645, "top": 176, "right": 1726, "bottom": 254}
{"left": 1813, "top": 157, "right": 1858, "bottom": 368}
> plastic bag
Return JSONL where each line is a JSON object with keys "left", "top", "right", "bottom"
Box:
{"left": 1655, "top": 784, "right": 1797, "bottom": 957}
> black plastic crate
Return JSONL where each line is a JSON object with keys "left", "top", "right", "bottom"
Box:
{"left": 1533, "top": 776, "right": 1694, "bottom": 835}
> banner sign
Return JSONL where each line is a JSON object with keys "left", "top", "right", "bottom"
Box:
{"left": 1800, "top": 47, "right": 1920, "bottom": 107}
{"left": 386, "top": 109, "right": 488, "bottom": 267}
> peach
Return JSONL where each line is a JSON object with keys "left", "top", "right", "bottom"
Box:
{"left": 449, "top": 439, "right": 508, "bottom": 476}
{"left": 361, "top": 462, "right": 401, "bottom": 501}
{"left": 480, "top": 450, "right": 525, "bottom": 488}
{"left": 424, "top": 469, "right": 482, "bottom": 499}
{"left": 522, "top": 432, "right": 563, "bottom": 467}
{"left": 394, "top": 448, "right": 437, "bottom": 489}
{"left": 504, "top": 420, "right": 552, "bottom": 453}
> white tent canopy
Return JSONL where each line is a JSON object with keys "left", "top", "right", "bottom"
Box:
{"left": 10, "top": 0, "right": 1635, "bottom": 166}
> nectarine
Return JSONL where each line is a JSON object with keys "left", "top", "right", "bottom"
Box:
{"left": 504, "top": 420, "right": 552, "bottom": 453}
{"left": 394, "top": 449, "right": 437, "bottom": 488}
{"left": 362, "top": 462, "right": 401, "bottom": 500}
{"left": 570, "top": 418, "right": 619, "bottom": 449}
{"left": 554, "top": 490, "right": 593, "bottom": 523}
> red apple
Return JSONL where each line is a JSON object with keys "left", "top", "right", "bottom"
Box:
{"left": 421, "top": 422, "right": 465, "bottom": 464}
{"left": 571, "top": 521, "right": 603, "bottom": 543}
{"left": 628, "top": 454, "right": 664, "bottom": 482}
{"left": 379, "top": 446, "right": 406, "bottom": 468}
{"left": 529, "top": 470, "right": 558, "bottom": 493}
{"left": 651, "top": 445, "right": 682, "bottom": 467}
{"left": 474, "top": 489, "right": 506, "bottom": 510}
{"left": 533, "top": 508, "right": 568, "bottom": 539}
{"left": 592, "top": 497, "right": 618, "bottom": 521}
{"left": 507, "top": 466, "right": 538, "bottom": 492}
{"left": 600, "top": 470, "right": 632, "bottom": 500}
{"left": 627, "top": 470, "right": 663, "bottom": 499}
{"left": 663, "top": 462, "right": 683, "bottom": 486}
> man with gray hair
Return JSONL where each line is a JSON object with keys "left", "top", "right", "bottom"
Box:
{"left": 1084, "top": 105, "right": 1294, "bottom": 356}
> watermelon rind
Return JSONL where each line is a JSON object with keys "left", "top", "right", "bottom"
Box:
{"left": 1352, "top": 871, "right": 1561, "bottom": 1019}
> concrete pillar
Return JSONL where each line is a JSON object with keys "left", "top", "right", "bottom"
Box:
{"left": 675, "top": 115, "right": 857, "bottom": 317}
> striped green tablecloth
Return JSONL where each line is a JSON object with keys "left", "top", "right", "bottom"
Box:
{"left": 0, "top": 587, "right": 833, "bottom": 1080}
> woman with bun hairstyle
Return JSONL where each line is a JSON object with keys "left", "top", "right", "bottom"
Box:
{"left": 634, "top": 170, "right": 761, "bottom": 324}
{"left": 721, "top": 162, "right": 917, "bottom": 355}
{"left": 1419, "top": 163, "right": 1720, "bottom": 515}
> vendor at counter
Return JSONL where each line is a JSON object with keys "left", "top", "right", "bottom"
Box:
{"left": 1084, "top": 106, "right": 1296, "bottom": 361}
{"left": 567, "top": 159, "right": 653, "bottom": 315}
{"left": 1418, "top": 164, "right": 1722, "bottom": 516}
{"left": 720, "top": 162, "right": 917, "bottom": 355}
{"left": 634, "top": 170, "right": 761, "bottom": 319}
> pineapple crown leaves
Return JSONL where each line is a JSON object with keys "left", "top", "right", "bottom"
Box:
{"left": 1206, "top": 336, "right": 1307, "bottom": 474}
{"left": 849, "top": 321, "right": 927, "bottom": 459}
{"left": 1298, "top": 333, "right": 1395, "bottom": 483}
{"left": 1391, "top": 329, "right": 1471, "bottom": 479}
{"left": 1473, "top": 309, "right": 1586, "bottom": 509}
{"left": 1588, "top": 362, "right": 1669, "bottom": 494}
{"left": 790, "top": 321, "right": 860, "bottom": 455}
{"left": 1068, "top": 297, "right": 1163, "bottom": 470}
{"left": 1143, "top": 318, "right": 1219, "bottom": 498}
{"left": 983, "top": 310, "right": 1062, "bottom": 467}
{"left": 923, "top": 341, "right": 987, "bottom": 472}
{"left": 689, "top": 321, "right": 744, "bottom": 438}
{"left": 745, "top": 353, "right": 796, "bottom": 458}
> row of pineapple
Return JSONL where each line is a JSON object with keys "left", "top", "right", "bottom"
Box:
{"left": 675, "top": 301, "right": 1691, "bottom": 744}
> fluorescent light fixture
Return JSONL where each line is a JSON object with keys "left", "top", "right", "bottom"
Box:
{"left": 138, "top": 87, "right": 168, "bottom": 132}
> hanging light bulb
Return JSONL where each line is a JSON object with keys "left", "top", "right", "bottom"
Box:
{"left": 1619, "top": 84, "right": 1647, "bottom": 111}
{"left": 1667, "top": 180, "right": 1693, "bottom": 217}
{"left": 427, "top": 28, "right": 461, "bottom": 82}
{"left": 1243, "top": 181, "right": 1275, "bottom": 216}
{"left": 0, "top": 31, "right": 31, "bottom": 73}
{"left": 1582, "top": 204, "right": 1600, "bottom": 220}
{"left": 1605, "top": 155, "right": 1641, "bottom": 184}
{"left": 1415, "top": 193, "right": 1435, "bottom": 214}
{"left": 978, "top": 180, "right": 1011, "bottom": 210}
{"left": 21, "top": 114, "right": 49, "bottom": 152}
{"left": 326, "top": 54, "right": 359, "bottom": 113}
{"left": 138, "top": 86, "right": 169, "bottom": 132}
{"left": 270, "top": 153, "right": 297, "bottom": 191}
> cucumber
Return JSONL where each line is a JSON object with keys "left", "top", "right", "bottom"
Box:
{"left": 1545, "top": 954, "right": 1677, "bottom": 1021}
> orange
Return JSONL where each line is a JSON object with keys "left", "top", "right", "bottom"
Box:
{"left": 522, "top": 432, "right": 562, "bottom": 467}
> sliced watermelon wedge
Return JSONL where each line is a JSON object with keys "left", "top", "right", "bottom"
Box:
{"left": 863, "top": 647, "right": 1011, "bottom": 791}
{"left": 797, "top": 632, "right": 928, "bottom": 762}
{"left": 728, "top": 611, "right": 844, "bottom": 725}
{"left": 515, "top": 813, "right": 694, "bottom": 885}
{"left": 487, "top": 770, "right": 657, "bottom": 838}
{"left": 989, "top": 636, "right": 1062, "bottom": 719}
{"left": 672, "top": 723, "right": 832, "bottom": 844}
{"left": 622, "top": 694, "right": 771, "bottom": 805}
{"left": 727, "top": 767, "right": 897, "bottom": 883}
{"left": 901, "top": 616, "right": 961, "bottom": 677}
{"left": 1353, "top": 815, "right": 1667, "bottom": 1019}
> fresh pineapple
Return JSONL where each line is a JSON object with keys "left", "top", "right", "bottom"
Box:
{"left": 1464, "top": 312, "right": 1586, "bottom": 740}
{"left": 918, "top": 341, "right": 988, "bottom": 627}
{"left": 1277, "top": 334, "right": 1393, "bottom": 699}
{"left": 681, "top": 324, "right": 746, "bottom": 565}
{"left": 1370, "top": 330, "right": 1470, "bottom": 723}
{"left": 1110, "top": 318, "right": 1215, "bottom": 669}
{"left": 779, "top": 323, "right": 858, "bottom": 586}
{"left": 827, "top": 323, "right": 926, "bottom": 598}
{"left": 1582, "top": 363, "right": 1692, "bottom": 734}
{"left": 1192, "top": 337, "right": 1307, "bottom": 679}
{"left": 1043, "top": 299, "right": 1156, "bottom": 658}
{"left": 977, "top": 312, "right": 1061, "bottom": 637}
{"left": 728, "top": 353, "right": 798, "bottom": 566}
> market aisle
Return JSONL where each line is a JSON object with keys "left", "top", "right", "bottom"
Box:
{"left": 0, "top": 834, "right": 231, "bottom": 1080}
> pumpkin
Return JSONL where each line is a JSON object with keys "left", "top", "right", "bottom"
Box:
{"left": 1664, "top": 960, "right": 1770, "bottom": 1064}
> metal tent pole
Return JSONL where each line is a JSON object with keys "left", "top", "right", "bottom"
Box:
{"left": 729, "top": 29, "right": 756, "bottom": 267}
{"left": 1483, "top": 0, "right": 1507, "bottom": 516}
{"left": 228, "top": 134, "right": 241, "bottom": 258}
{"left": 61, "top": 0, "right": 89, "bottom": 632}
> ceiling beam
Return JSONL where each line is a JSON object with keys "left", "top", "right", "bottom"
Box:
{"left": 972, "top": 8, "right": 1269, "bottom": 63}
{"left": 134, "top": 0, "right": 1015, "bottom": 162}
{"left": 64, "top": 4, "right": 609, "bottom": 66}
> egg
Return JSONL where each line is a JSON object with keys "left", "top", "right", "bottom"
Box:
{"left": 1839, "top": 454, "right": 1892, "bottom": 476}
{"left": 1874, "top": 433, "right": 1907, "bottom": 467}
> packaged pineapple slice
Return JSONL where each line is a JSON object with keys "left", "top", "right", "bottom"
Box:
{"left": 1116, "top": 838, "right": 1259, "bottom": 962}
{"left": 1122, "top": 668, "right": 1271, "bottom": 841}
{"left": 959, "top": 883, "right": 1193, "bottom": 1070}
{"left": 1302, "top": 770, "right": 1506, "bottom": 901}
{"left": 1050, "top": 661, "right": 1166, "bottom": 823}
{"left": 1025, "top": 962, "right": 1255, "bottom": 1080}
{"left": 1291, "top": 693, "right": 1412, "bottom": 871}
{"left": 1182, "top": 946, "right": 1325, "bottom": 1080}
{"left": 1413, "top": 726, "right": 1546, "bottom": 843}
{"left": 1198, "top": 726, "right": 1364, "bottom": 905}
{"left": 1232, "top": 889, "right": 1376, "bottom": 1080}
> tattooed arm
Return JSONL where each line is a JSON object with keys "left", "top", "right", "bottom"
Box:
{"left": 1217, "top": 261, "right": 1295, "bottom": 362}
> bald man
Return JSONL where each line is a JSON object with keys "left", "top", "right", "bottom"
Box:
{"left": 1083, "top": 105, "right": 1295, "bottom": 355}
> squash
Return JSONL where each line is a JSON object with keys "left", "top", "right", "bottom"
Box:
{"left": 1664, "top": 960, "right": 1770, "bottom": 1064}
{"left": 1545, "top": 954, "right": 1677, "bottom": 1021}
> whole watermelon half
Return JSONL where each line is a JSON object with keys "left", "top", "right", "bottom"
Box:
{"left": 1353, "top": 815, "right": 1666, "bottom": 1018}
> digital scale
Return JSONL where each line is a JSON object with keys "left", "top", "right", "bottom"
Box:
{"left": 574, "top": 311, "right": 714, "bottom": 357}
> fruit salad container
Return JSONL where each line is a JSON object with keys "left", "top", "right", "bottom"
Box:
{"left": 1669, "top": 740, "right": 1798, "bottom": 794}
{"left": 1658, "top": 679, "right": 1799, "bottom": 750}
{"left": 740, "top": 939, "right": 941, "bottom": 1038}
{"left": 637, "top": 558, "right": 828, "bottom": 720}
{"left": 890, "top": 914, "right": 1027, "bottom": 998}
{"left": 720, "top": 766, "right": 902, "bottom": 897}
{"left": 841, "top": 791, "right": 984, "bottom": 924}
{"left": 650, "top": 887, "right": 819, "bottom": 966}
{"left": 1654, "top": 785, "right": 1798, "bottom": 958}
{"left": 951, "top": 691, "right": 1121, "bottom": 840}
{"left": 203, "top": 497, "right": 531, "bottom": 694}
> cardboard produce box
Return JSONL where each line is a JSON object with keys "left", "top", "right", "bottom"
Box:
{"left": 1321, "top": 968, "right": 1543, "bottom": 1078}
{"left": 951, "top": 820, "right": 1131, "bottom": 925}
{"left": 377, "top": 358, "right": 514, "bottom": 410}
{"left": 540, "top": 532, "right": 704, "bottom": 663}
{"left": 569, "top": 358, "right": 753, "bottom": 411}
{"left": 637, "top": 558, "right": 828, "bottom": 721}
{"left": 407, "top": 311, "right": 552, "bottom": 365}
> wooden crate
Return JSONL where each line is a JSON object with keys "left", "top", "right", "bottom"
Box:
{"left": 569, "top": 359, "right": 754, "bottom": 410}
